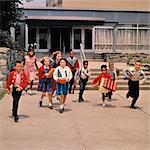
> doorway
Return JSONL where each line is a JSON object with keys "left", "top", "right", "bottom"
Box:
{"left": 51, "top": 28, "right": 71, "bottom": 53}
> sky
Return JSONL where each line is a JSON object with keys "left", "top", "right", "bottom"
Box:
{"left": 21, "top": 0, "right": 46, "bottom": 7}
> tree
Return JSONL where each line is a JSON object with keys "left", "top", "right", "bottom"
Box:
{"left": 0, "top": 0, "right": 23, "bottom": 32}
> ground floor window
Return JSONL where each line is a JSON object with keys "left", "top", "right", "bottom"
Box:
{"left": 28, "top": 28, "right": 36, "bottom": 46}
{"left": 84, "top": 29, "right": 92, "bottom": 49}
{"left": 39, "top": 28, "right": 48, "bottom": 49}
{"left": 74, "top": 29, "right": 81, "bottom": 49}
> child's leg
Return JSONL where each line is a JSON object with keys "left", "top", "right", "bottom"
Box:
{"left": 102, "top": 93, "right": 106, "bottom": 107}
{"left": 12, "top": 87, "right": 22, "bottom": 121}
{"left": 39, "top": 92, "right": 46, "bottom": 107}
{"left": 130, "top": 97, "right": 138, "bottom": 109}
{"left": 59, "top": 95, "right": 66, "bottom": 113}
{"left": 28, "top": 80, "right": 34, "bottom": 95}
{"left": 48, "top": 92, "right": 53, "bottom": 109}
{"left": 79, "top": 79, "right": 84, "bottom": 101}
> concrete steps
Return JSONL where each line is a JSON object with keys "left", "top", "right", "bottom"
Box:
{"left": 29, "top": 67, "right": 150, "bottom": 91}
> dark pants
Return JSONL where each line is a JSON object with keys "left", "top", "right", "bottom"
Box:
{"left": 69, "top": 72, "right": 75, "bottom": 93}
{"left": 79, "top": 78, "right": 88, "bottom": 99}
{"left": 12, "top": 87, "right": 22, "bottom": 117}
{"left": 127, "top": 80, "right": 139, "bottom": 107}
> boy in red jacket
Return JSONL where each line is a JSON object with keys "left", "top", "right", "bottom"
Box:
{"left": 6, "top": 61, "right": 28, "bottom": 122}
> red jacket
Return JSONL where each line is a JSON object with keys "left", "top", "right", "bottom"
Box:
{"left": 93, "top": 73, "right": 112, "bottom": 85}
{"left": 6, "top": 71, "right": 28, "bottom": 91}
{"left": 38, "top": 65, "right": 53, "bottom": 80}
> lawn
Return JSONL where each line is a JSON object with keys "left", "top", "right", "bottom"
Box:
{"left": 0, "top": 89, "right": 6, "bottom": 100}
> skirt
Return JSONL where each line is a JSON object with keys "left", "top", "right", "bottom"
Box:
{"left": 56, "top": 82, "right": 69, "bottom": 96}
{"left": 38, "top": 78, "right": 53, "bottom": 93}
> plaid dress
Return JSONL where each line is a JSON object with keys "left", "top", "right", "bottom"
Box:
{"left": 38, "top": 68, "right": 53, "bottom": 93}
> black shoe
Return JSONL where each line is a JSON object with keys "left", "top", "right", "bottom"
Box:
{"left": 81, "top": 98, "right": 85, "bottom": 102}
{"left": 49, "top": 106, "right": 53, "bottom": 109}
{"left": 59, "top": 108, "right": 64, "bottom": 113}
{"left": 130, "top": 105, "right": 137, "bottom": 109}
{"left": 14, "top": 116, "right": 19, "bottom": 122}
{"left": 78, "top": 98, "right": 82, "bottom": 102}
{"left": 126, "top": 93, "right": 130, "bottom": 98}
{"left": 39, "top": 101, "right": 42, "bottom": 107}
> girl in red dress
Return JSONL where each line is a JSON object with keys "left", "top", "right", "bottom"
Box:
{"left": 93, "top": 65, "right": 111, "bottom": 107}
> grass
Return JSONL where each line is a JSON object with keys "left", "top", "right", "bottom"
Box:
{"left": 0, "top": 89, "right": 6, "bottom": 100}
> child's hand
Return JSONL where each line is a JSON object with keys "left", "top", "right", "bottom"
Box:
{"left": 6, "top": 89, "right": 10, "bottom": 94}
{"left": 16, "top": 87, "right": 22, "bottom": 91}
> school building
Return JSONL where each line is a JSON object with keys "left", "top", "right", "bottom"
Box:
{"left": 18, "top": 0, "right": 150, "bottom": 54}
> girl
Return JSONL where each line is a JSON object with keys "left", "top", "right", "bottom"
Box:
{"left": 93, "top": 65, "right": 112, "bottom": 107}
{"left": 38, "top": 57, "right": 54, "bottom": 109}
{"left": 24, "top": 48, "right": 38, "bottom": 95}
{"left": 53, "top": 58, "right": 72, "bottom": 113}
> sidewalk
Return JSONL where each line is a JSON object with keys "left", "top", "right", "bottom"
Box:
{"left": 0, "top": 90, "right": 149, "bottom": 150}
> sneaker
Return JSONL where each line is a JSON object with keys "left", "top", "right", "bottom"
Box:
{"left": 39, "top": 101, "right": 42, "bottom": 107}
{"left": 102, "top": 103, "right": 106, "bottom": 107}
{"left": 59, "top": 108, "right": 64, "bottom": 113}
{"left": 126, "top": 93, "right": 130, "bottom": 98}
{"left": 14, "top": 116, "right": 19, "bottom": 122}
{"left": 130, "top": 105, "right": 137, "bottom": 109}
{"left": 28, "top": 89, "right": 32, "bottom": 95}
{"left": 49, "top": 105, "right": 53, "bottom": 109}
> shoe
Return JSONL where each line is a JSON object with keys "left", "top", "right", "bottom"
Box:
{"left": 39, "top": 101, "right": 42, "bottom": 107}
{"left": 81, "top": 98, "right": 85, "bottom": 102}
{"left": 28, "top": 89, "right": 32, "bottom": 95}
{"left": 78, "top": 98, "right": 82, "bottom": 102}
{"left": 59, "top": 108, "right": 64, "bottom": 113}
{"left": 126, "top": 93, "right": 130, "bottom": 98}
{"left": 14, "top": 116, "right": 19, "bottom": 122}
{"left": 49, "top": 106, "right": 53, "bottom": 109}
{"left": 102, "top": 103, "right": 106, "bottom": 107}
{"left": 130, "top": 105, "right": 137, "bottom": 109}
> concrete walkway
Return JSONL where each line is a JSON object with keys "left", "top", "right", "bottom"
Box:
{"left": 0, "top": 89, "right": 150, "bottom": 150}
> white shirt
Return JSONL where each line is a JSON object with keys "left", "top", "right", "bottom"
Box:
{"left": 53, "top": 66, "right": 72, "bottom": 81}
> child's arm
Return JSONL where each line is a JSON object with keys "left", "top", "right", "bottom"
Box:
{"left": 92, "top": 75, "right": 101, "bottom": 86}
{"left": 35, "top": 59, "right": 39, "bottom": 70}
{"left": 6, "top": 72, "right": 13, "bottom": 93}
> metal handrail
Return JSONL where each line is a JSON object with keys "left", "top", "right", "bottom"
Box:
{"left": 80, "top": 43, "right": 86, "bottom": 63}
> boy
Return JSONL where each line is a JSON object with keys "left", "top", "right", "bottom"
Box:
{"left": 6, "top": 61, "right": 28, "bottom": 122}
{"left": 125, "top": 60, "right": 146, "bottom": 109}
{"left": 75, "top": 60, "right": 90, "bottom": 102}
{"left": 67, "top": 51, "right": 79, "bottom": 94}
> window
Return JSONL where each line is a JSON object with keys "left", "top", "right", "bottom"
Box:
{"left": 39, "top": 28, "right": 48, "bottom": 49}
{"left": 74, "top": 29, "right": 81, "bottom": 49}
{"left": 28, "top": 28, "right": 36, "bottom": 45}
{"left": 84, "top": 29, "right": 92, "bottom": 49}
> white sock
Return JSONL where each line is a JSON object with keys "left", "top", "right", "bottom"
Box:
{"left": 49, "top": 102, "right": 52, "bottom": 107}
{"left": 60, "top": 104, "right": 64, "bottom": 109}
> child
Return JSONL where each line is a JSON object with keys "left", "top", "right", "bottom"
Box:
{"left": 38, "top": 57, "right": 54, "bottom": 109}
{"left": 23, "top": 48, "right": 38, "bottom": 95}
{"left": 53, "top": 58, "right": 72, "bottom": 113}
{"left": 67, "top": 51, "right": 79, "bottom": 94}
{"left": 93, "top": 65, "right": 112, "bottom": 107}
{"left": 107, "top": 62, "right": 116, "bottom": 99}
{"left": 125, "top": 60, "right": 146, "bottom": 109}
{"left": 6, "top": 61, "right": 28, "bottom": 122}
{"left": 75, "top": 60, "right": 90, "bottom": 102}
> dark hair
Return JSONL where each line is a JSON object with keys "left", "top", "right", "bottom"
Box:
{"left": 27, "top": 48, "right": 35, "bottom": 56}
{"left": 15, "top": 61, "right": 22, "bottom": 65}
{"left": 101, "top": 65, "right": 107, "bottom": 70}
{"left": 58, "top": 58, "right": 67, "bottom": 66}
{"left": 83, "top": 60, "right": 88, "bottom": 65}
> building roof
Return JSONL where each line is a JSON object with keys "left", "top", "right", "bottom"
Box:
{"left": 25, "top": 16, "right": 105, "bottom": 22}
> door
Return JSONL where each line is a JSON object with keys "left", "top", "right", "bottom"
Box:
{"left": 51, "top": 28, "right": 71, "bottom": 53}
